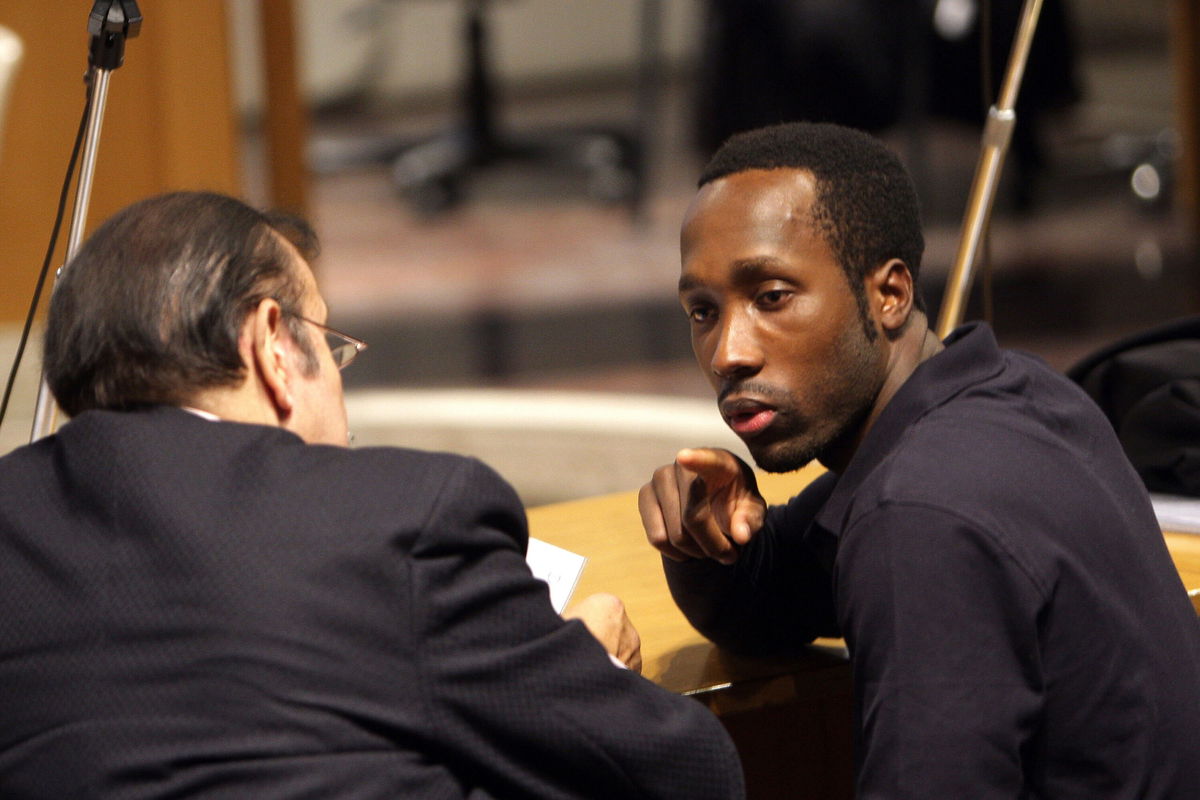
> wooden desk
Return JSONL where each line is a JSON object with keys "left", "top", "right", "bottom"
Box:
{"left": 528, "top": 463, "right": 838, "bottom": 695}
{"left": 528, "top": 463, "right": 852, "bottom": 800}
{"left": 528, "top": 468, "right": 1200, "bottom": 799}
{"left": 1164, "top": 529, "right": 1200, "bottom": 614}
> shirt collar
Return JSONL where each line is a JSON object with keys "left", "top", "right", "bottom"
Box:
{"left": 813, "top": 321, "right": 1006, "bottom": 535}
{"left": 181, "top": 406, "right": 221, "bottom": 422}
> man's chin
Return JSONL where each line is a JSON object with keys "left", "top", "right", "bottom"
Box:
{"left": 748, "top": 439, "right": 821, "bottom": 474}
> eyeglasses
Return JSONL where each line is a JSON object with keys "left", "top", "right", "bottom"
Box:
{"left": 292, "top": 314, "right": 368, "bottom": 371}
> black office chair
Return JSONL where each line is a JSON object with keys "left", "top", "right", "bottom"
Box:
{"left": 387, "top": 0, "right": 656, "bottom": 216}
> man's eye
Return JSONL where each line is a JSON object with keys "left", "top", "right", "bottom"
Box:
{"left": 687, "top": 305, "right": 715, "bottom": 324}
{"left": 757, "top": 289, "right": 790, "bottom": 307}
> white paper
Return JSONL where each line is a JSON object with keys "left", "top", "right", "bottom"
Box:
{"left": 526, "top": 537, "right": 587, "bottom": 613}
{"left": 1151, "top": 493, "right": 1200, "bottom": 535}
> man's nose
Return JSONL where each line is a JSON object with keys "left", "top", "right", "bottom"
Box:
{"left": 710, "top": 310, "right": 763, "bottom": 380}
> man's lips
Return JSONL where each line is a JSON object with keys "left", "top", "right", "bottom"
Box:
{"left": 721, "top": 398, "right": 778, "bottom": 437}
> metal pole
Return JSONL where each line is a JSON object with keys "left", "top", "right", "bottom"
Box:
{"left": 29, "top": 0, "right": 140, "bottom": 442}
{"left": 30, "top": 66, "right": 114, "bottom": 442}
{"left": 935, "top": 0, "right": 1044, "bottom": 339}
{"left": 67, "top": 69, "right": 111, "bottom": 257}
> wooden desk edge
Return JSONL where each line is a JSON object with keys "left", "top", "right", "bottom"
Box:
{"left": 530, "top": 478, "right": 1200, "bottom": 707}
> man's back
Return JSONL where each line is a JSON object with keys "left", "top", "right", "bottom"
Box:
{"left": 0, "top": 406, "right": 742, "bottom": 799}
{"left": 832, "top": 327, "right": 1200, "bottom": 797}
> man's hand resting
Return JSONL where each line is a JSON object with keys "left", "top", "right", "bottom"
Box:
{"left": 563, "top": 592, "right": 642, "bottom": 673}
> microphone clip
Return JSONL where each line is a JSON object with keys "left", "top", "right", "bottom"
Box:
{"left": 88, "top": 0, "right": 142, "bottom": 72}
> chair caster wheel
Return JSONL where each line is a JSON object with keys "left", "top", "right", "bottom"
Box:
{"left": 402, "top": 176, "right": 463, "bottom": 216}
{"left": 587, "top": 165, "right": 638, "bottom": 204}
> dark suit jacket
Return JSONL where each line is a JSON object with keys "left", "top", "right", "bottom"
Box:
{"left": 0, "top": 406, "right": 744, "bottom": 799}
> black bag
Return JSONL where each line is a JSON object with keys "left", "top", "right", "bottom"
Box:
{"left": 694, "top": 0, "right": 911, "bottom": 154}
{"left": 693, "top": 0, "right": 1080, "bottom": 159}
{"left": 1067, "top": 317, "right": 1200, "bottom": 497}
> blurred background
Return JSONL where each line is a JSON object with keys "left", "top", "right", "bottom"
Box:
{"left": 0, "top": 0, "right": 1196, "bottom": 503}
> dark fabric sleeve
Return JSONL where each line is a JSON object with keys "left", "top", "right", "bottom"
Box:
{"left": 662, "top": 471, "right": 841, "bottom": 657}
{"left": 410, "top": 459, "right": 745, "bottom": 800}
{"left": 839, "top": 503, "right": 1044, "bottom": 800}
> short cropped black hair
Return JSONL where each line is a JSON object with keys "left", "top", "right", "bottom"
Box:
{"left": 44, "top": 191, "right": 320, "bottom": 417}
{"left": 700, "top": 122, "right": 925, "bottom": 323}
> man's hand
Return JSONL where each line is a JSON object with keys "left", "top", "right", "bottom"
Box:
{"left": 563, "top": 592, "right": 643, "bottom": 673}
{"left": 637, "top": 447, "right": 766, "bottom": 565}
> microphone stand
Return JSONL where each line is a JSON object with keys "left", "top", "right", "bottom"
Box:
{"left": 30, "top": 0, "right": 142, "bottom": 442}
{"left": 934, "top": 0, "right": 1043, "bottom": 339}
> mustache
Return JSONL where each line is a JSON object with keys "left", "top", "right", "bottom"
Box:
{"left": 717, "top": 380, "right": 790, "bottom": 406}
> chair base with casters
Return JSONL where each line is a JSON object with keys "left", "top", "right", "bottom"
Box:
{"left": 390, "top": 117, "right": 644, "bottom": 217}
{"left": 313, "top": 0, "right": 654, "bottom": 218}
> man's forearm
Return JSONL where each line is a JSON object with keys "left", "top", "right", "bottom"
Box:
{"left": 663, "top": 526, "right": 836, "bottom": 656}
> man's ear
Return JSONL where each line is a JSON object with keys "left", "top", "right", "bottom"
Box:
{"left": 246, "top": 298, "right": 295, "bottom": 419}
{"left": 868, "top": 258, "right": 915, "bottom": 338}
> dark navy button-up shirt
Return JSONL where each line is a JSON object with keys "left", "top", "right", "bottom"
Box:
{"left": 666, "top": 322, "right": 1200, "bottom": 798}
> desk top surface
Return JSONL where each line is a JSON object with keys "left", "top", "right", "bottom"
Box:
{"left": 527, "top": 466, "right": 1200, "bottom": 695}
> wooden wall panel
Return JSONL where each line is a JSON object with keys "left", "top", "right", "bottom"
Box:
{"left": 0, "top": 0, "right": 242, "bottom": 324}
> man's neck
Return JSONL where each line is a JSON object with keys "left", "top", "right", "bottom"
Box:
{"left": 185, "top": 381, "right": 282, "bottom": 430}
{"left": 874, "top": 311, "right": 943, "bottom": 419}
{"left": 820, "top": 312, "right": 943, "bottom": 474}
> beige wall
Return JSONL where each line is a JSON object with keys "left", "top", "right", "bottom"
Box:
{"left": 229, "top": 0, "right": 702, "bottom": 113}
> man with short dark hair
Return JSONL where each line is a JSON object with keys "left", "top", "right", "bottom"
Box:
{"left": 0, "top": 191, "right": 745, "bottom": 799}
{"left": 639, "top": 122, "right": 1200, "bottom": 797}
